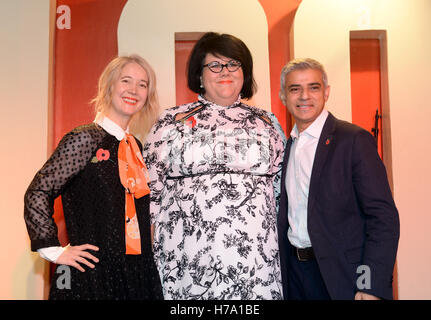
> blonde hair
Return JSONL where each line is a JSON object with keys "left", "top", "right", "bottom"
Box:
{"left": 92, "top": 54, "right": 160, "bottom": 142}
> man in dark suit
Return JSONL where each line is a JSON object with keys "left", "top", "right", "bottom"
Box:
{"left": 277, "top": 58, "right": 399, "bottom": 300}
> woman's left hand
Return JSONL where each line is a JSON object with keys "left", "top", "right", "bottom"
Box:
{"left": 55, "top": 244, "right": 100, "bottom": 272}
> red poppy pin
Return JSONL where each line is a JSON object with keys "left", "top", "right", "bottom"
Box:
{"left": 184, "top": 116, "right": 196, "bottom": 128}
{"left": 325, "top": 139, "right": 331, "bottom": 145}
{"left": 92, "top": 148, "right": 112, "bottom": 163}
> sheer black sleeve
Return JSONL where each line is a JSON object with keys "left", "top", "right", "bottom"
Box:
{"left": 24, "top": 125, "right": 105, "bottom": 251}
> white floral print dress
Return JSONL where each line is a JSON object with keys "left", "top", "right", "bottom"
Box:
{"left": 143, "top": 95, "right": 286, "bottom": 300}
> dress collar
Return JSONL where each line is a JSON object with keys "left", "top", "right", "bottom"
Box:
{"left": 198, "top": 94, "right": 241, "bottom": 108}
{"left": 94, "top": 115, "right": 129, "bottom": 141}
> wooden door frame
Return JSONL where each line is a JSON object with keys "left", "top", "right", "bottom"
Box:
{"left": 175, "top": 32, "right": 205, "bottom": 41}
{"left": 350, "top": 30, "right": 398, "bottom": 300}
{"left": 350, "top": 30, "right": 393, "bottom": 191}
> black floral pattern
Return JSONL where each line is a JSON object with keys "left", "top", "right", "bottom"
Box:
{"left": 144, "top": 95, "right": 286, "bottom": 300}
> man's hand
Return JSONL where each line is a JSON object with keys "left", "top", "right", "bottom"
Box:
{"left": 355, "top": 292, "right": 380, "bottom": 300}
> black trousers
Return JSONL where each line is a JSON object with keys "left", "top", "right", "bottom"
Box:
{"left": 287, "top": 247, "right": 331, "bottom": 300}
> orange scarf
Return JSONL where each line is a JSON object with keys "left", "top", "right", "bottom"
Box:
{"left": 118, "top": 134, "right": 150, "bottom": 255}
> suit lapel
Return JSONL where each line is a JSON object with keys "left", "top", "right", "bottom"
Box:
{"left": 281, "top": 137, "right": 293, "bottom": 184}
{"left": 279, "top": 137, "right": 293, "bottom": 224}
{"left": 308, "top": 113, "right": 337, "bottom": 215}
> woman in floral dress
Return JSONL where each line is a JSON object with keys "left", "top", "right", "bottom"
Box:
{"left": 144, "top": 33, "right": 286, "bottom": 299}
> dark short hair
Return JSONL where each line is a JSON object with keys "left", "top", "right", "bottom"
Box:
{"left": 187, "top": 32, "right": 257, "bottom": 99}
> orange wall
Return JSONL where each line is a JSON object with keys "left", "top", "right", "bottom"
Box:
{"left": 175, "top": 40, "right": 198, "bottom": 105}
{"left": 258, "top": 0, "right": 302, "bottom": 134}
{"left": 53, "top": 0, "right": 127, "bottom": 147}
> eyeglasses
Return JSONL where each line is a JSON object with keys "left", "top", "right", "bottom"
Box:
{"left": 203, "top": 60, "right": 242, "bottom": 73}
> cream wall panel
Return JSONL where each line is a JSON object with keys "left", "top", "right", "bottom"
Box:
{"left": 118, "top": 0, "right": 271, "bottom": 111}
{"left": 0, "top": 0, "right": 50, "bottom": 299}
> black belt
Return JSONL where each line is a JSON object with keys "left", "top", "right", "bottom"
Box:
{"left": 292, "top": 246, "right": 315, "bottom": 262}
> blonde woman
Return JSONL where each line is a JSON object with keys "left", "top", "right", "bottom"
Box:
{"left": 24, "top": 55, "right": 163, "bottom": 299}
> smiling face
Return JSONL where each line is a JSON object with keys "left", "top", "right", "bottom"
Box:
{"left": 284, "top": 68, "right": 330, "bottom": 132}
{"left": 201, "top": 53, "right": 244, "bottom": 106}
{"left": 107, "top": 62, "right": 149, "bottom": 129}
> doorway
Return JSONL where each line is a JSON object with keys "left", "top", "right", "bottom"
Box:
{"left": 174, "top": 32, "right": 204, "bottom": 105}
{"left": 349, "top": 30, "right": 397, "bottom": 299}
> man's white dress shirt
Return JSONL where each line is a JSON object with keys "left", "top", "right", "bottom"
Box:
{"left": 286, "top": 109, "right": 328, "bottom": 249}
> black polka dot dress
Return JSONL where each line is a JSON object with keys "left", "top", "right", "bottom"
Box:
{"left": 24, "top": 123, "right": 163, "bottom": 300}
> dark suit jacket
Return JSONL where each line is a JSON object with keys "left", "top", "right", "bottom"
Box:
{"left": 277, "top": 112, "right": 400, "bottom": 300}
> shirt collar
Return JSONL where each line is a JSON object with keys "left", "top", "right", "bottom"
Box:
{"left": 290, "top": 109, "right": 329, "bottom": 140}
{"left": 94, "top": 114, "right": 129, "bottom": 141}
